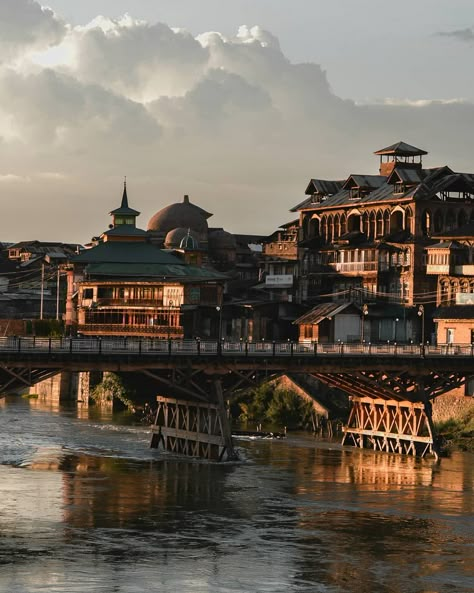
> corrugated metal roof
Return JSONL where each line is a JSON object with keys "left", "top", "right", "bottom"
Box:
{"left": 85, "top": 262, "right": 227, "bottom": 280}
{"left": 374, "top": 141, "right": 428, "bottom": 156}
{"left": 73, "top": 241, "right": 185, "bottom": 265}
{"left": 305, "top": 179, "right": 343, "bottom": 196}
{"left": 388, "top": 167, "right": 424, "bottom": 184}
{"left": 343, "top": 175, "right": 386, "bottom": 190}
{"left": 294, "top": 302, "right": 355, "bottom": 325}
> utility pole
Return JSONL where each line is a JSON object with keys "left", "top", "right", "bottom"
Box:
{"left": 40, "top": 262, "right": 45, "bottom": 320}
{"left": 56, "top": 266, "right": 60, "bottom": 321}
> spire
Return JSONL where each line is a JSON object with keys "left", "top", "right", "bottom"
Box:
{"left": 121, "top": 176, "right": 129, "bottom": 209}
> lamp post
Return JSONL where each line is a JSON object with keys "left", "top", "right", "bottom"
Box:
{"left": 216, "top": 305, "right": 223, "bottom": 354}
{"left": 417, "top": 305, "right": 425, "bottom": 344}
{"left": 167, "top": 299, "right": 174, "bottom": 340}
{"left": 361, "top": 304, "right": 368, "bottom": 343}
{"left": 394, "top": 317, "right": 399, "bottom": 342}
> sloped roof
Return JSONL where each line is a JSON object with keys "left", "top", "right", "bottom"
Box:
{"left": 109, "top": 183, "right": 140, "bottom": 217}
{"left": 72, "top": 240, "right": 184, "bottom": 265}
{"left": 294, "top": 302, "right": 358, "bottom": 325}
{"left": 374, "top": 141, "right": 428, "bottom": 156}
{"left": 85, "top": 262, "right": 227, "bottom": 281}
{"left": 305, "top": 179, "right": 343, "bottom": 196}
{"left": 387, "top": 167, "right": 424, "bottom": 185}
{"left": 343, "top": 174, "right": 386, "bottom": 190}
{"left": 102, "top": 225, "right": 148, "bottom": 238}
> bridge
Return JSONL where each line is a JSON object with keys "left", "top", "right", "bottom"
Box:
{"left": 1, "top": 336, "right": 472, "bottom": 461}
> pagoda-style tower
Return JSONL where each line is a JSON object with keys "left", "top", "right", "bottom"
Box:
{"left": 103, "top": 180, "right": 147, "bottom": 242}
{"left": 374, "top": 141, "right": 427, "bottom": 177}
{"left": 109, "top": 180, "right": 140, "bottom": 228}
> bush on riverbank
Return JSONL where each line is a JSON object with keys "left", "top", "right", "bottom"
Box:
{"left": 435, "top": 409, "right": 474, "bottom": 452}
{"left": 233, "top": 383, "right": 315, "bottom": 430}
{"left": 90, "top": 373, "right": 136, "bottom": 411}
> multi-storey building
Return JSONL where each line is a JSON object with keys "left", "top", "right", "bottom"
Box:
{"left": 292, "top": 141, "right": 474, "bottom": 343}
{"left": 66, "top": 184, "right": 227, "bottom": 338}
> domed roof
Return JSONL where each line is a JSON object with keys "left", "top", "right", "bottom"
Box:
{"left": 165, "top": 227, "right": 200, "bottom": 249}
{"left": 148, "top": 195, "right": 212, "bottom": 234}
{"left": 209, "top": 228, "right": 237, "bottom": 249}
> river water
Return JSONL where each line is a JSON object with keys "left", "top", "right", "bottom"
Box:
{"left": 0, "top": 396, "right": 472, "bottom": 593}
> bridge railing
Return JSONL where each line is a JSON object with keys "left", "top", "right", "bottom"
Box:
{"left": 0, "top": 336, "right": 473, "bottom": 357}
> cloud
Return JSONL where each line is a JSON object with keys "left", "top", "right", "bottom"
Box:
{"left": 1, "top": 1, "right": 474, "bottom": 243}
{"left": 0, "top": 0, "right": 65, "bottom": 60}
{"left": 437, "top": 27, "right": 474, "bottom": 44}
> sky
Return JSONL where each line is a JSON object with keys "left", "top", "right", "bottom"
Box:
{"left": 1, "top": 0, "right": 474, "bottom": 243}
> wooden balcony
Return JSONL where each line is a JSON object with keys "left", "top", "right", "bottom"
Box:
{"left": 330, "top": 262, "right": 378, "bottom": 273}
{"left": 77, "top": 324, "right": 184, "bottom": 337}
{"left": 426, "top": 264, "right": 450, "bottom": 275}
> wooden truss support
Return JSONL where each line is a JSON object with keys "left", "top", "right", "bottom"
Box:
{"left": 150, "top": 379, "right": 238, "bottom": 461}
{"left": 341, "top": 397, "right": 438, "bottom": 460}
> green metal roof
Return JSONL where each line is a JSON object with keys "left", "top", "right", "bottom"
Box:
{"left": 85, "top": 262, "right": 227, "bottom": 281}
{"left": 73, "top": 241, "right": 184, "bottom": 265}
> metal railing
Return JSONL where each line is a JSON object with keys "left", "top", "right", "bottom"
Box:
{"left": 0, "top": 337, "right": 473, "bottom": 358}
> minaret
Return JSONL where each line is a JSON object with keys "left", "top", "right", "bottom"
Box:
{"left": 109, "top": 178, "right": 140, "bottom": 228}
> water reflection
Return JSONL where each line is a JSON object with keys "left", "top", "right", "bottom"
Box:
{"left": 0, "top": 398, "right": 472, "bottom": 593}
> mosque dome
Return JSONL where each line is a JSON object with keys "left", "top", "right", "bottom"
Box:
{"left": 147, "top": 195, "right": 212, "bottom": 235}
{"left": 164, "top": 227, "right": 200, "bottom": 250}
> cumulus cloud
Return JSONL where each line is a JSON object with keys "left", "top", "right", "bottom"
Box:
{"left": 1, "top": 1, "right": 474, "bottom": 242}
{"left": 437, "top": 27, "right": 474, "bottom": 44}
{"left": 0, "top": 0, "right": 65, "bottom": 60}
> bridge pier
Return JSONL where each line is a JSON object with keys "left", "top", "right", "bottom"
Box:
{"left": 150, "top": 380, "right": 238, "bottom": 461}
{"left": 342, "top": 397, "right": 438, "bottom": 459}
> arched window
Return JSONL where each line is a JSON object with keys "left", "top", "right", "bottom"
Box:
{"left": 405, "top": 207, "right": 413, "bottom": 234}
{"left": 390, "top": 209, "right": 403, "bottom": 232}
{"left": 348, "top": 214, "right": 361, "bottom": 233}
{"left": 440, "top": 280, "right": 449, "bottom": 305}
{"left": 309, "top": 217, "right": 320, "bottom": 238}
{"left": 362, "top": 212, "right": 369, "bottom": 236}
{"left": 328, "top": 215, "right": 334, "bottom": 243}
{"left": 334, "top": 214, "right": 341, "bottom": 240}
{"left": 376, "top": 210, "right": 383, "bottom": 237}
{"left": 321, "top": 216, "right": 327, "bottom": 243}
{"left": 383, "top": 209, "right": 390, "bottom": 235}
{"left": 369, "top": 211, "right": 376, "bottom": 241}
{"left": 422, "top": 210, "right": 432, "bottom": 237}
{"left": 341, "top": 214, "right": 347, "bottom": 236}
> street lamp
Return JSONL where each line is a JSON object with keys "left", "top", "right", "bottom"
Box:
{"left": 417, "top": 305, "right": 425, "bottom": 344}
{"left": 216, "top": 305, "right": 223, "bottom": 342}
{"left": 361, "top": 304, "right": 368, "bottom": 343}
{"left": 394, "top": 317, "right": 399, "bottom": 342}
{"left": 167, "top": 299, "right": 174, "bottom": 340}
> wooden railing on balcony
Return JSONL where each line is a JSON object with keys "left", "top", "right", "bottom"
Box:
{"left": 330, "top": 262, "right": 378, "bottom": 273}
{"left": 77, "top": 324, "right": 183, "bottom": 336}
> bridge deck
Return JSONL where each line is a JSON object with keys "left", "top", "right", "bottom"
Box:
{"left": 0, "top": 337, "right": 472, "bottom": 374}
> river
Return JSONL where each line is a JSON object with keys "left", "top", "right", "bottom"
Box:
{"left": 0, "top": 396, "right": 472, "bottom": 593}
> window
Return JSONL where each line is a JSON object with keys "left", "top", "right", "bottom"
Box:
{"left": 83, "top": 288, "right": 93, "bottom": 299}
{"left": 446, "top": 328, "right": 455, "bottom": 344}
